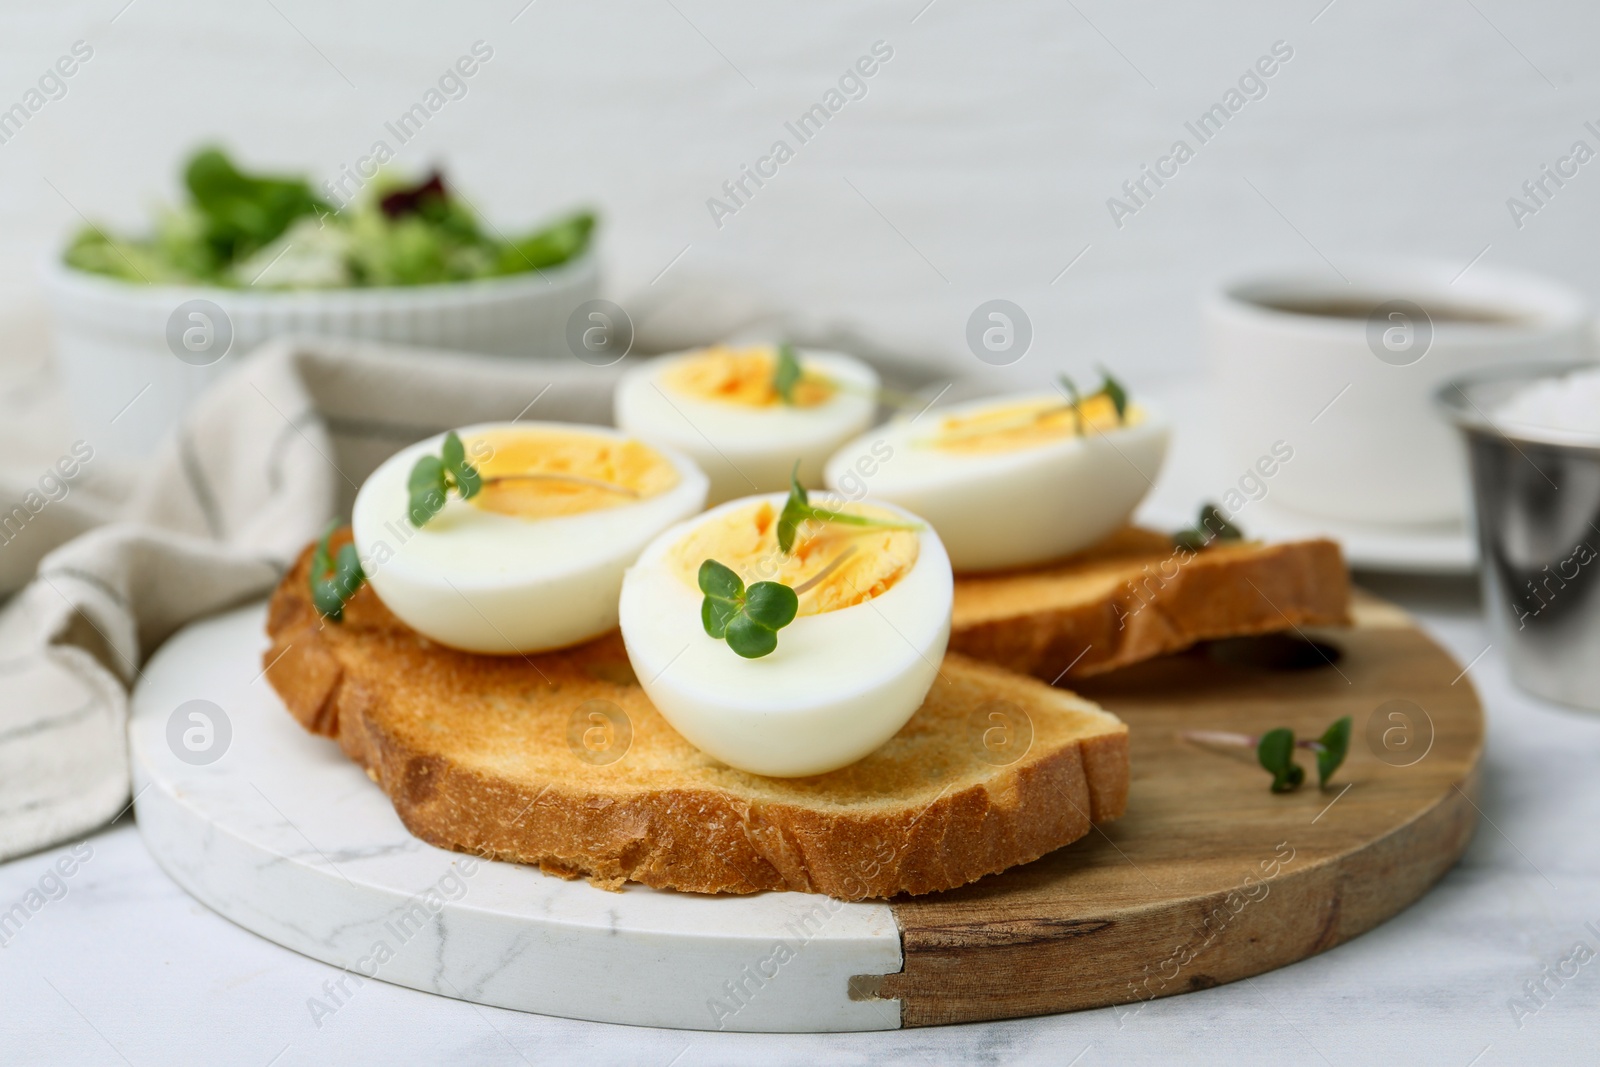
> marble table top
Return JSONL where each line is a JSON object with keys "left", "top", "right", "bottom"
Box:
{"left": 2, "top": 570, "right": 1598, "bottom": 1066}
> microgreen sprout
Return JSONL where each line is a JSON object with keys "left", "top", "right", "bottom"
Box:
{"left": 1098, "top": 366, "right": 1128, "bottom": 423}
{"left": 1311, "top": 716, "right": 1353, "bottom": 788}
{"left": 1256, "top": 728, "right": 1304, "bottom": 792}
{"left": 408, "top": 431, "right": 481, "bottom": 527}
{"left": 772, "top": 343, "right": 927, "bottom": 410}
{"left": 776, "top": 463, "right": 922, "bottom": 555}
{"left": 774, "top": 343, "right": 803, "bottom": 406}
{"left": 698, "top": 559, "right": 799, "bottom": 658}
{"left": 1182, "top": 715, "right": 1353, "bottom": 793}
{"left": 1055, "top": 368, "right": 1129, "bottom": 434}
{"left": 309, "top": 521, "right": 366, "bottom": 622}
{"left": 1172, "top": 502, "right": 1244, "bottom": 553}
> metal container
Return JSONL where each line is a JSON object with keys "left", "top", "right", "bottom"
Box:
{"left": 1437, "top": 361, "right": 1600, "bottom": 711}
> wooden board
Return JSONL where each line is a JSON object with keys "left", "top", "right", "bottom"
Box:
{"left": 872, "top": 591, "right": 1483, "bottom": 1025}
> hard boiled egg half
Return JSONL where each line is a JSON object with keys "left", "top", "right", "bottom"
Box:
{"left": 619, "top": 492, "right": 952, "bottom": 777}
{"left": 824, "top": 388, "right": 1169, "bottom": 572}
{"left": 352, "top": 422, "right": 707, "bottom": 653}
{"left": 614, "top": 344, "right": 879, "bottom": 505}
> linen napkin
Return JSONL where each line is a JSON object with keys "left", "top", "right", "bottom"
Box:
{"left": 0, "top": 338, "right": 619, "bottom": 862}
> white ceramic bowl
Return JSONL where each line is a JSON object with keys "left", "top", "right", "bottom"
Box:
{"left": 40, "top": 252, "right": 599, "bottom": 459}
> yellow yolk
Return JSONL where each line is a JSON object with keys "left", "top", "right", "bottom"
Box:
{"left": 928, "top": 395, "right": 1142, "bottom": 454}
{"left": 668, "top": 500, "right": 918, "bottom": 616}
{"left": 466, "top": 428, "right": 680, "bottom": 520}
{"left": 661, "top": 345, "right": 836, "bottom": 408}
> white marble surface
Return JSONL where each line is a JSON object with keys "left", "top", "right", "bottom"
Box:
{"left": 0, "top": 569, "right": 1596, "bottom": 1065}
{"left": 128, "top": 604, "right": 901, "bottom": 1034}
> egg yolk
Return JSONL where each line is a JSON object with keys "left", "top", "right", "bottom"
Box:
{"left": 668, "top": 500, "right": 918, "bottom": 616}
{"left": 466, "top": 429, "right": 679, "bottom": 520}
{"left": 928, "top": 395, "right": 1141, "bottom": 454}
{"left": 662, "top": 345, "right": 836, "bottom": 408}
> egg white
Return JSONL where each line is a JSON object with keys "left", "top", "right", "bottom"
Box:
{"left": 824, "top": 393, "right": 1170, "bottom": 572}
{"left": 613, "top": 348, "right": 879, "bottom": 505}
{"left": 351, "top": 422, "right": 708, "bottom": 654}
{"left": 618, "top": 493, "right": 952, "bottom": 777}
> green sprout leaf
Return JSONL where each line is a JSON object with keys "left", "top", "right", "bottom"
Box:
{"left": 775, "top": 348, "right": 923, "bottom": 410}
{"left": 1187, "top": 715, "right": 1352, "bottom": 794}
{"left": 407, "top": 431, "right": 481, "bottom": 527}
{"left": 1200, "top": 503, "right": 1243, "bottom": 541}
{"left": 1314, "top": 715, "right": 1352, "bottom": 788}
{"left": 308, "top": 522, "right": 366, "bottom": 622}
{"left": 774, "top": 344, "right": 803, "bottom": 406}
{"left": 698, "top": 559, "right": 799, "bottom": 658}
{"left": 699, "top": 559, "right": 744, "bottom": 638}
{"left": 776, "top": 463, "right": 922, "bottom": 555}
{"left": 407, "top": 454, "right": 448, "bottom": 526}
{"left": 726, "top": 613, "right": 781, "bottom": 658}
{"left": 1173, "top": 502, "right": 1244, "bottom": 552}
{"left": 1098, "top": 367, "right": 1128, "bottom": 423}
{"left": 777, "top": 472, "right": 809, "bottom": 555}
{"left": 1055, "top": 370, "right": 1137, "bottom": 436}
{"left": 440, "top": 429, "right": 481, "bottom": 499}
{"left": 743, "top": 581, "right": 800, "bottom": 629}
{"left": 1057, "top": 372, "right": 1080, "bottom": 407}
{"left": 1257, "top": 727, "right": 1305, "bottom": 793}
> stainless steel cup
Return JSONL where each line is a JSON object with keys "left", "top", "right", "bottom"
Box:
{"left": 1437, "top": 361, "right": 1600, "bottom": 711}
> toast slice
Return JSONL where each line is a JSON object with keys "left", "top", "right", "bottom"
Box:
{"left": 951, "top": 528, "right": 1350, "bottom": 683}
{"left": 263, "top": 533, "right": 1129, "bottom": 900}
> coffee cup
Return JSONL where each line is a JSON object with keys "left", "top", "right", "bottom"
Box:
{"left": 1204, "top": 261, "right": 1590, "bottom": 526}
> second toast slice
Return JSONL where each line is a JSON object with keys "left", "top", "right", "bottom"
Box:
{"left": 951, "top": 528, "right": 1350, "bottom": 682}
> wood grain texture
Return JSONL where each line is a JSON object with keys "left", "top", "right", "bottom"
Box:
{"left": 874, "top": 591, "right": 1482, "bottom": 1026}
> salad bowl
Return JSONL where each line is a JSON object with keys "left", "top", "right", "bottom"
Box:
{"left": 42, "top": 149, "right": 599, "bottom": 458}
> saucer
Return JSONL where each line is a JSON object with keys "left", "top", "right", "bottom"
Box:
{"left": 1136, "top": 386, "right": 1477, "bottom": 576}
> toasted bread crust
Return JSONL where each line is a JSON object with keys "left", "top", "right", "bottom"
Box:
{"left": 265, "top": 533, "right": 1129, "bottom": 899}
{"left": 950, "top": 529, "right": 1350, "bottom": 682}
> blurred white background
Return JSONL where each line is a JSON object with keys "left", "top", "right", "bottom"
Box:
{"left": 1, "top": 0, "right": 1597, "bottom": 393}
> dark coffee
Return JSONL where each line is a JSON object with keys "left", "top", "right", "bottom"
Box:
{"left": 1253, "top": 295, "right": 1525, "bottom": 326}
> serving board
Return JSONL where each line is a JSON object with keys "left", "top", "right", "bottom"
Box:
{"left": 130, "top": 593, "right": 1481, "bottom": 1032}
